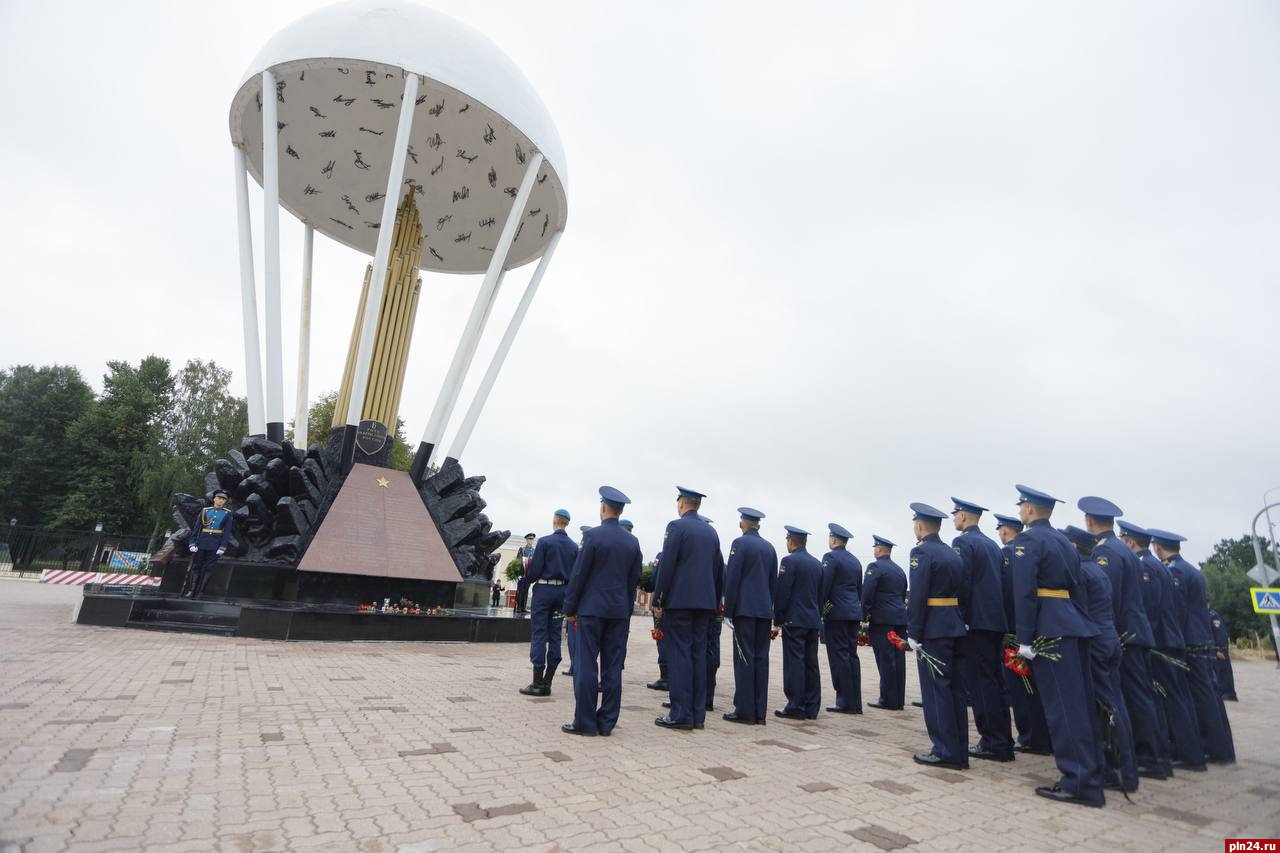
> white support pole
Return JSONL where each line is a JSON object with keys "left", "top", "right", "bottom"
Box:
{"left": 340, "top": 72, "right": 420, "bottom": 470}
{"left": 294, "top": 224, "right": 314, "bottom": 450}
{"left": 233, "top": 146, "right": 267, "bottom": 437}
{"left": 445, "top": 230, "right": 562, "bottom": 463}
{"left": 410, "top": 153, "right": 544, "bottom": 481}
{"left": 261, "top": 69, "right": 285, "bottom": 443}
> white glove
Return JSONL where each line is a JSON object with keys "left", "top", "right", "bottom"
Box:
{"left": 216, "top": 549, "right": 225, "bottom": 556}
{"left": 908, "top": 638, "right": 922, "bottom": 652}
{"left": 189, "top": 545, "right": 197, "bottom": 553}
{"left": 1018, "top": 644, "right": 1036, "bottom": 660}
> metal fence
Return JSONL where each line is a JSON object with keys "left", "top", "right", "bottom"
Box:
{"left": 0, "top": 524, "right": 159, "bottom": 578}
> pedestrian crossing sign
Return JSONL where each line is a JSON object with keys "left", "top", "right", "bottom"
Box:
{"left": 1250, "top": 587, "right": 1280, "bottom": 614}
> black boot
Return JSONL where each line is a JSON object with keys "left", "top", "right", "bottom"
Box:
{"left": 520, "top": 667, "right": 547, "bottom": 696}
{"left": 543, "top": 669, "right": 556, "bottom": 695}
{"left": 180, "top": 571, "right": 196, "bottom": 598}
{"left": 647, "top": 665, "right": 669, "bottom": 691}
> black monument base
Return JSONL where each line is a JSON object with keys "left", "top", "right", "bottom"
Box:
{"left": 77, "top": 561, "right": 529, "bottom": 643}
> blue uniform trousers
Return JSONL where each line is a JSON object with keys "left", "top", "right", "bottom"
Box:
{"left": 823, "top": 620, "right": 861, "bottom": 712}
{"left": 571, "top": 616, "right": 628, "bottom": 735}
{"left": 1215, "top": 653, "right": 1236, "bottom": 699}
{"left": 1120, "top": 647, "right": 1167, "bottom": 775}
{"left": 528, "top": 584, "right": 565, "bottom": 669}
{"left": 781, "top": 626, "right": 821, "bottom": 718}
{"left": 188, "top": 549, "right": 222, "bottom": 589}
{"left": 707, "top": 617, "right": 722, "bottom": 709}
{"left": 918, "top": 636, "right": 967, "bottom": 766}
{"left": 1092, "top": 646, "right": 1138, "bottom": 792}
{"left": 730, "top": 617, "right": 771, "bottom": 721}
{"left": 1006, "top": 666, "right": 1052, "bottom": 751}
{"left": 1187, "top": 655, "right": 1235, "bottom": 762}
{"left": 665, "top": 609, "right": 710, "bottom": 726}
{"left": 1152, "top": 650, "right": 1204, "bottom": 767}
{"left": 869, "top": 624, "right": 906, "bottom": 709}
{"left": 963, "top": 630, "right": 1012, "bottom": 754}
{"left": 1033, "top": 638, "right": 1104, "bottom": 804}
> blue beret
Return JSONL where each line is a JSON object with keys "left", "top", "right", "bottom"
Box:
{"left": 1078, "top": 496, "right": 1123, "bottom": 518}
{"left": 1116, "top": 519, "right": 1150, "bottom": 538}
{"left": 1015, "top": 484, "right": 1062, "bottom": 508}
{"left": 783, "top": 525, "right": 809, "bottom": 538}
{"left": 993, "top": 513, "right": 1023, "bottom": 531}
{"left": 1061, "top": 525, "right": 1095, "bottom": 549}
{"left": 598, "top": 485, "right": 631, "bottom": 508}
{"left": 950, "top": 497, "right": 987, "bottom": 515}
{"left": 828, "top": 523, "right": 853, "bottom": 541}
{"left": 677, "top": 485, "right": 706, "bottom": 500}
{"left": 871, "top": 534, "right": 895, "bottom": 548}
{"left": 738, "top": 506, "right": 765, "bottom": 521}
{"left": 1145, "top": 528, "right": 1186, "bottom": 548}
{"left": 554, "top": 508, "right": 571, "bottom": 521}
{"left": 619, "top": 519, "right": 633, "bottom": 529}
{"left": 910, "top": 502, "right": 947, "bottom": 522}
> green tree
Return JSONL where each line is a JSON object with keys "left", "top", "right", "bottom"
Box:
{"left": 166, "top": 359, "right": 248, "bottom": 483}
{"left": 1201, "top": 535, "right": 1275, "bottom": 645}
{"left": 56, "top": 357, "right": 174, "bottom": 533}
{"left": 0, "top": 365, "right": 94, "bottom": 526}
{"left": 291, "top": 390, "right": 414, "bottom": 471}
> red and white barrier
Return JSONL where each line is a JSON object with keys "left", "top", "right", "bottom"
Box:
{"left": 39, "top": 570, "right": 161, "bottom": 587}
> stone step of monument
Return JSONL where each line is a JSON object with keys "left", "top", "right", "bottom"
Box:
{"left": 129, "top": 600, "right": 241, "bottom": 634}
{"left": 132, "top": 619, "right": 236, "bottom": 637}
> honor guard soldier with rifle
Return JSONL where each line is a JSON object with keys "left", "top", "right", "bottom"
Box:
{"left": 183, "top": 489, "right": 234, "bottom": 598}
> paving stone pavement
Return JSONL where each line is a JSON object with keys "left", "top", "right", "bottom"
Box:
{"left": 1, "top": 581, "right": 1277, "bottom": 852}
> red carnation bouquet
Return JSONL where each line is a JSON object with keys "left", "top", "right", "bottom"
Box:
{"left": 651, "top": 618, "right": 664, "bottom": 642}
{"left": 1004, "top": 647, "right": 1033, "bottom": 693}
{"left": 857, "top": 626, "right": 869, "bottom": 647}
{"left": 887, "top": 630, "right": 943, "bottom": 677}
{"left": 770, "top": 627, "right": 780, "bottom": 640}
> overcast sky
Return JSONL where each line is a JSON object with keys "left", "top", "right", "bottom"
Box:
{"left": 3, "top": 1, "right": 1278, "bottom": 565}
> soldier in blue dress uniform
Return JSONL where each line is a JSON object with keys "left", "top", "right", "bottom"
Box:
{"left": 864, "top": 535, "right": 908, "bottom": 711}
{"left": 1078, "top": 497, "right": 1164, "bottom": 784}
{"left": 906, "top": 503, "right": 968, "bottom": 770}
{"left": 515, "top": 533, "right": 536, "bottom": 614}
{"left": 1209, "top": 606, "right": 1237, "bottom": 701}
{"left": 995, "top": 513, "right": 1051, "bottom": 755}
{"left": 950, "top": 498, "right": 1013, "bottom": 762}
{"left": 1062, "top": 525, "right": 1135, "bottom": 795}
{"left": 1118, "top": 519, "right": 1200, "bottom": 771}
{"left": 774, "top": 526, "right": 824, "bottom": 719}
{"left": 1009, "top": 485, "right": 1103, "bottom": 807}
{"left": 561, "top": 487, "right": 643, "bottom": 737}
{"left": 653, "top": 487, "right": 723, "bottom": 731}
{"left": 1148, "top": 528, "right": 1236, "bottom": 764}
{"left": 519, "top": 508, "right": 578, "bottom": 697}
{"left": 820, "top": 523, "right": 863, "bottom": 714}
{"left": 184, "top": 489, "right": 234, "bottom": 598}
{"left": 722, "top": 507, "right": 778, "bottom": 725}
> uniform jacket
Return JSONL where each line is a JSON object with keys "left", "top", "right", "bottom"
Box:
{"left": 654, "top": 510, "right": 724, "bottom": 610}
{"left": 953, "top": 526, "right": 1007, "bottom": 633}
{"left": 774, "top": 547, "right": 823, "bottom": 630}
{"left": 527, "top": 528, "right": 579, "bottom": 583}
{"left": 819, "top": 546, "right": 863, "bottom": 622}
{"left": 1009, "top": 518, "right": 1097, "bottom": 644}
{"left": 1000, "top": 542, "right": 1017, "bottom": 626}
{"left": 1166, "top": 554, "right": 1214, "bottom": 647}
{"left": 1209, "top": 609, "right": 1229, "bottom": 650}
{"left": 1142, "top": 549, "right": 1184, "bottom": 649}
{"left": 906, "top": 533, "right": 966, "bottom": 641}
{"left": 563, "top": 518, "right": 643, "bottom": 619}
{"left": 1077, "top": 556, "right": 1121, "bottom": 665}
{"left": 723, "top": 529, "right": 778, "bottom": 620}
{"left": 862, "top": 556, "right": 908, "bottom": 625}
{"left": 1093, "top": 531, "right": 1154, "bottom": 647}
{"left": 193, "top": 507, "right": 234, "bottom": 552}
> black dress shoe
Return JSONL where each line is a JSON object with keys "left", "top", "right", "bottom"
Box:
{"left": 654, "top": 716, "right": 694, "bottom": 731}
{"left": 774, "top": 709, "right": 805, "bottom": 720}
{"left": 661, "top": 701, "right": 671, "bottom": 708}
{"left": 1035, "top": 784, "right": 1104, "bottom": 808}
{"left": 969, "top": 748, "right": 1015, "bottom": 763}
{"left": 563, "top": 670, "right": 574, "bottom": 677}
{"left": 826, "top": 706, "right": 862, "bottom": 714}
{"left": 706, "top": 704, "right": 714, "bottom": 712}
{"left": 694, "top": 722, "right": 705, "bottom": 730}
{"left": 912, "top": 753, "right": 965, "bottom": 770}
{"left": 723, "top": 712, "right": 754, "bottom": 725}
{"left": 646, "top": 679, "right": 668, "bottom": 691}
{"left": 561, "top": 723, "right": 596, "bottom": 737}
{"left": 755, "top": 718, "right": 767, "bottom": 725}
{"left": 1137, "top": 768, "right": 1168, "bottom": 780}
{"left": 1172, "top": 760, "right": 1207, "bottom": 772}
{"left": 1013, "top": 744, "right": 1052, "bottom": 756}
{"left": 598, "top": 729, "right": 612, "bottom": 737}
{"left": 911, "top": 700, "right": 924, "bottom": 708}
{"left": 867, "top": 701, "right": 887, "bottom": 710}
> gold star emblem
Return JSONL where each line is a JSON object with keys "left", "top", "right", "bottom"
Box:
{"left": 376, "top": 476, "right": 390, "bottom": 488}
